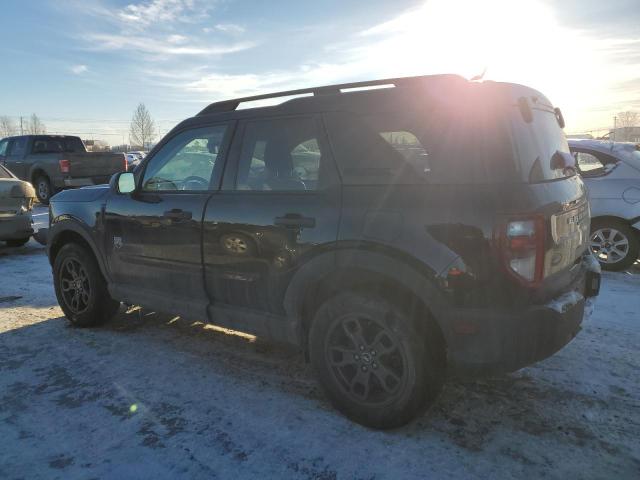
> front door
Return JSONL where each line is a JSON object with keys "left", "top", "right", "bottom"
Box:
{"left": 103, "top": 123, "right": 233, "bottom": 317}
{"left": 202, "top": 115, "right": 341, "bottom": 316}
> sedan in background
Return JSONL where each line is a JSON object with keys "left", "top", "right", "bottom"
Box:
{"left": 0, "top": 164, "right": 36, "bottom": 247}
{"left": 569, "top": 139, "right": 640, "bottom": 270}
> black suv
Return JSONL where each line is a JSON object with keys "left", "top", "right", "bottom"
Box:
{"left": 46, "top": 75, "right": 600, "bottom": 428}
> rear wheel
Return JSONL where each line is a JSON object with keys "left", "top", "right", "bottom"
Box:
{"left": 309, "top": 292, "right": 443, "bottom": 429}
{"left": 53, "top": 243, "right": 120, "bottom": 326}
{"left": 590, "top": 220, "right": 639, "bottom": 271}
{"left": 34, "top": 175, "right": 52, "bottom": 204}
{"left": 5, "top": 237, "right": 30, "bottom": 247}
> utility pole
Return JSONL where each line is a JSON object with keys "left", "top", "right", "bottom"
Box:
{"left": 613, "top": 115, "right": 617, "bottom": 143}
{"left": 20, "top": 116, "right": 23, "bottom": 135}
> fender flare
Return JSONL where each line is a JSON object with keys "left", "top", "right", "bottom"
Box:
{"left": 283, "top": 248, "right": 451, "bottom": 344}
{"left": 47, "top": 218, "right": 110, "bottom": 282}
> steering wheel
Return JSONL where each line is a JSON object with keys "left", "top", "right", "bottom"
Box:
{"left": 181, "top": 175, "right": 210, "bottom": 190}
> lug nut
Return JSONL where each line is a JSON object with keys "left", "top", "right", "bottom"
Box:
{"left": 359, "top": 345, "right": 365, "bottom": 351}
{"left": 361, "top": 366, "right": 367, "bottom": 372}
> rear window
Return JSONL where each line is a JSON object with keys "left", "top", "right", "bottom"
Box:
{"left": 509, "top": 102, "right": 572, "bottom": 183}
{"left": 32, "top": 136, "right": 85, "bottom": 154}
{"left": 324, "top": 105, "right": 514, "bottom": 185}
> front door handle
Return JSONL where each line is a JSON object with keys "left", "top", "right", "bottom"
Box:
{"left": 163, "top": 209, "right": 192, "bottom": 221}
{"left": 274, "top": 213, "right": 315, "bottom": 228}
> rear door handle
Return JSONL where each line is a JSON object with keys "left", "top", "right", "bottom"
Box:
{"left": 163, "top": 209, "right": 192, "bottom": 221}
{"left": 274, "top": 214, "right": 315, "bottom": 228}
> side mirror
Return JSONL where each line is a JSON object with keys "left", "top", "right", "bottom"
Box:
{"left": 110, "top": 171, "right": 136, "bottom": 194}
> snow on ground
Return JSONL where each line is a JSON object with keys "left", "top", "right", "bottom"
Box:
{"left": 0, "top": 239, "right": 639, "bottom": 479}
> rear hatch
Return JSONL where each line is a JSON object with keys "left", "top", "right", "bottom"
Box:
{"left": 502, "top": 84, "right": 589, "bottom": 297}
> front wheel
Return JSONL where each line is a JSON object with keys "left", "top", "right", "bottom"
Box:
{"left": 53, "top": 243, "right": 120, "bottom": 326}
{"left": 590, "top": 220, "right": 639, "bottom": 271}
{"left": 309, "top": 292, "right": 443, "bottom": 429}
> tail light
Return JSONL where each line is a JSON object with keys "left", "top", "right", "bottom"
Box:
{"left": 122, "top": 154, "right": 128, "bottom": 172}
{"left": 501, "top": 216, "right": 545, "bottom": 285}
{"left": 59, "top": 159, "right": 70, "bottom": 174}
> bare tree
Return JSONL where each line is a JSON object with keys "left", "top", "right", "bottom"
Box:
{"left": 0, "top": 116, "right": 17, "bottom": 138}
{"left": 129, "top": 103, "right": 156, "bottom": 150}
{"left": 617, "top": 111, "right": 639, "bottom": 129}
{"left": 24, "top": 113, "right": 46, "bottom": 135}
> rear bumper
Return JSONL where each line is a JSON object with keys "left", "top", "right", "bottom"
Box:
{"left": 0, "top": 214, "right": 33, "bottom": 240}
{"left": 445, "top": 254, "right": 601, "bottom": 376}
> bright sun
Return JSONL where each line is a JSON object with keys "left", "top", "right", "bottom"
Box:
{"left": 361, "top": 0, "right": 621, "bottom": 133}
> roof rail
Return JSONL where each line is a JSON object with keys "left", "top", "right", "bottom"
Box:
{"left": 196, "top": 74, "right": 465, "bottom": 116}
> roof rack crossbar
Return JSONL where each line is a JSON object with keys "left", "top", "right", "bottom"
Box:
{"left": 196, "top": 74, "right": 462, "bottom": 116}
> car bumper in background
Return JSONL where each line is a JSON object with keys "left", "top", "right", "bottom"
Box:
{"left": 0, "top": 214, "right": 33, "bottom": 240}
{"left": 445, "top": 254, "right": 601, "bottom": 375}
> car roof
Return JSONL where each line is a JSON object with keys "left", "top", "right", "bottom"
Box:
{"left": 169, "top": 74, "right": 554, "bottom": 137}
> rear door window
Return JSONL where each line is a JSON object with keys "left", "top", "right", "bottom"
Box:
{"left": 234, "top": 116, "right": 327, "bottom": 191}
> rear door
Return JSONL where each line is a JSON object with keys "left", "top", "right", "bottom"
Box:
{"left": 202, "top": 114, "right": 341, "bottom": 315}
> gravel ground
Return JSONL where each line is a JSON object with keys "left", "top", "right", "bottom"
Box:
{"left": 0, "top": 238, "right": 639, "bottom": 479}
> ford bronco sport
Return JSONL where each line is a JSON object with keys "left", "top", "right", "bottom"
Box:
{"left": 46, "top": 75, "right": 601, "bottom": 428}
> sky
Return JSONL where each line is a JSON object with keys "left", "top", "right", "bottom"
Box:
{"left": 0, "top": 0, "right": 638, "bottom": 143}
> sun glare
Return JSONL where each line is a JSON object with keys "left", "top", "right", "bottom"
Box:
{"left": 362, "top": 0, "right": 620, "bottom": 132}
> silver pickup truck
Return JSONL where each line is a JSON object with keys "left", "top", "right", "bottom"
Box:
{"left": 0, "top": 135, "right": 126, "bottom": 204}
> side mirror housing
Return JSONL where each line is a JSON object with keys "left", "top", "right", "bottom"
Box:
{"left": 110, "top": 171, "right": 136, "bottom": 194}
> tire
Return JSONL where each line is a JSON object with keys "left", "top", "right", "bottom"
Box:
{"left": 590, "top": 220, "right": 639, "bottom": 271}
{"left": 5, "top": 237, "right": 30, "bottom": 247}
{"left": 309, "top": 292, "right": 443, "bottom": 429}
{"left": 34, "top": 175, "right": 52, "bottom": 205}
{"left": 53, "top": 243, "right": 120, "bottom": 327}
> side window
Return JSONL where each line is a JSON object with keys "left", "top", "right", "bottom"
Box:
{"left": 573, "top": 150, "right": 616, "bottom": 176}
{"left": 9, "top": 137, "right": 26, "bottom": 156}
{"left": 378, "top": 130, "right": 430, "bottom": 174}
{"left": 323, "top": 111, "right": 433, "bottom": 184}
{"left": 0, "top": 139, "right": 8, "bottom": 157}
{"left": 235, "top": 117, "right": 324, "bottom": 191}
{"left": 142, "top": 125, "right": 228, "bottom": 192}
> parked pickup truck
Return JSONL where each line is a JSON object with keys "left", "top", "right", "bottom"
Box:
{"left": 0, "top": 135, "right": 126, "bottom": 204}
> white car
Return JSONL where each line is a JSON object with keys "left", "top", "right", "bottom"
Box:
{"left": 569, "top": 139, "right": 640, "bottom": 270}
